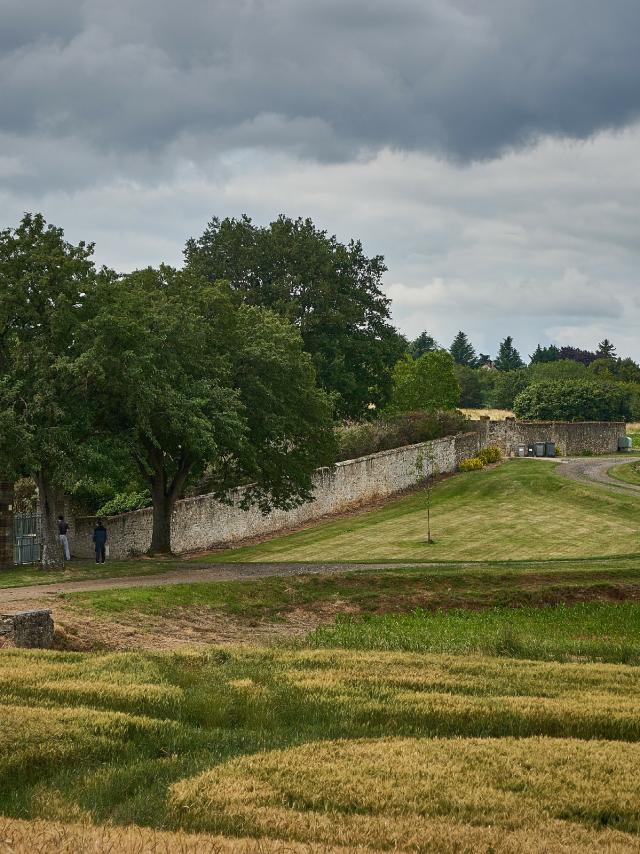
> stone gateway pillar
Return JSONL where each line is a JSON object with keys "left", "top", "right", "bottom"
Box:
{"left": 0, "top": 482, "right": 14, "bottom": 570}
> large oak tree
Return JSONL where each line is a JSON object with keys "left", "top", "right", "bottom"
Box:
{"left": 78, "top": 267, "right": 336, "bottom": 553}
{"left": 184, "top": 215, "right": 405, "bottom": 419}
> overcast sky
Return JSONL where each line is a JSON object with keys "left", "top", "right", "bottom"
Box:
{"left": 2, "top": 0, "right": 639, "bottom": 360}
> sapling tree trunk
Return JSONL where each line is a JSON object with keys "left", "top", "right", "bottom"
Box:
{"left": 415, "top": 449, "right": 436, "bottom": 545}
{"left": 36, "top": 470, "right": 64, "bottom": 569}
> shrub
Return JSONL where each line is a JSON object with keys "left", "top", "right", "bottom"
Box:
{"left": 95, "top": 491, "right": 152, "bottom": 517}
{"left": 514, "top": 379, "right": 632, "bottom": 422}
{"left": 478, "top": 446, "right": 501, "bottom": 465}
{"left": 458, "top": 457, "right": 484, "bottom": 472}
{"left": 336, "top": 410, "right": 468, "bottom": 461}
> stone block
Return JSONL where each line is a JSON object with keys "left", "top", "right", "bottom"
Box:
{"left": 0, "top": 610, "right": 54, "bottom": 648}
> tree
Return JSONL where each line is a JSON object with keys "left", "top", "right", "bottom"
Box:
{"left": 529, "top": 344, "right": 560, "bottom": 364}
{"left": 596, "top": 338, "right": 617, "bottom": 359}
{"left": 513, "top": 380, "right": 632, "bottom": 422}
{"left": 455, "top": 365, "right": 492, "bottom": 407}
{"left": 490, "top": 368, "right": 531, "bottom": 409}
{"left": 589, "top": 357, "right": 640, "bottom": 384}
{"left": 558, "top": 346, "right": 597, "bottom": 366}
{"left": 388, "top": 351, "right": 460, "bottom": 413}
{"left": 79, "top": 269, "right": 336, "bottom": 553}
{"left": 495, "top": 337, "right": 525, "bottom": 372}
{"left": 184, "top": 215, "right": 405, "bottom": 419}
{"left": 415, "top": 447, "right": 437, "bottom": 545}
{"left": 0, "top": 214, "right": 97, "bottom": 568}
{"left": 449, "top": 331, "right": 477, "bottom": 367}
{"left": 530, "top": 359, "right": 586, "bottom": 382}
{"left": 409, "top": 331, "right": 438, "bottom": 359}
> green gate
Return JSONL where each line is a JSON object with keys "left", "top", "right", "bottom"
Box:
{"left": 13, "top": 513, "right": 41, "bottom": 565}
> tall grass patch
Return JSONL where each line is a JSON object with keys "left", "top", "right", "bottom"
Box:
{"left": 309, "top": 602, "right": 640, "bottom": 664}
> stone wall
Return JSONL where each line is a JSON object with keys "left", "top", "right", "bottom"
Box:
{"left": 474, "top": 418, "right": 625, "bottom": 457}
{"left": 72, "top": 430, "right": 481, "bottom": 559}
{"left": 71, "top": 418, "right": 627, "bottom": 560}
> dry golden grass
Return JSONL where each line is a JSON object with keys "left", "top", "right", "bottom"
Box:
{"left": 460, "top": 407, "right": 515, "bottom": 420}
{"left": 0, "top": 818, "right": 352, "bottom": 854}
{"left": 172, "top": 737, "right": 640, "bottom": 850}
{"left": 3, "top": 646, "right": 640, "bottom": 849}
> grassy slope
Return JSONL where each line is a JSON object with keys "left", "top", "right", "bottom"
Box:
{"left": 610, "top": 460, "right": 640, "bottom": 486}
{"left": 205, "top": 460, "right": 640, "bottom": 563}
{"left": 2, "top": 644, "right": 640, "bottom": 849}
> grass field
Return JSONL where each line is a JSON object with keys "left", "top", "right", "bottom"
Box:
{"left": 609, "top": 459, "right": 640, "bottom": 486}
{"left": 309, "top": 602, "right": 640, "bottom": 663}
{"left": 205, "top": 459, "right": 640, "bottom": 563}
{"left": 4, "top": 440, "right": 640, "bottom": 849}
{"left": 460, "top": 408, "right": 514, "bottom": 420}
{"left": 2, "top": 643, "right": 640, "bottom": 850}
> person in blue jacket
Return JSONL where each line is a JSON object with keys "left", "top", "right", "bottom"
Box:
{"left": 92, "top": 519, "right": 108, "bottom": 563}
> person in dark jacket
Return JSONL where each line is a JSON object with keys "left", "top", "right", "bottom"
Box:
{"left": 92, "top": 519, "right": 108, "bottom": 563}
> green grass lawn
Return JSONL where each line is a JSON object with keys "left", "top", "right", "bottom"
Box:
{"left": 610, "top": 459, "right": 640, "bottom": 486}
{"left": 204, "top": 460, "right": 640, "bottom": 563}
{"left": 309, "top": 602, "right": 640, "bottom": 664}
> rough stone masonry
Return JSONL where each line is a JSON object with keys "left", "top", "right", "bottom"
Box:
{"left": 0, "top": 610, "right": 54, "bottom": 648}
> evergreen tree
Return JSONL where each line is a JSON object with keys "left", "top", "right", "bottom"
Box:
{"left": 530, "top": 344, "right": 560, "bottom": 364}
{"left": 495, "top": 336, "right": 525, "bottom": 372}
{"left": 596, "top": 338, "right": 617, "bottom": 359}
{"left": 449, "top": 331, "right": 477, "bottom": 367}
{"left": 408, "top": 331, "right": 438, "bottom": 359}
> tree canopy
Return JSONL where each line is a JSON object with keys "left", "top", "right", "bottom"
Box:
{"left": 530, "top": 344, "right": 560, "bottom": 364}
{"left": 514, "top": 380, "right": 632, "bottom": 422}
{"left": 450, "top": 331, "right": 477, "bottom": 367}
{"left": 0, "top": 213, "right": 98, "bottom": 566}
{"left": 408, "top": 331, "right": 439, "bottom": 359}
{"left": 388, "top": 351, "right": 460, "bottom": 413}
{"left": 78, "top": 268, "right": 336, "bottom": 553}
{"left": 184, "top": 215, "right": 405, "bottom": 419}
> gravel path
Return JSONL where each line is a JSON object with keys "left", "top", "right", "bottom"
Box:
{"left": 0, "top": 561, "right": 440, "bottom": 607}
{"left": 555, "top": 455, "right": 640, "bottom": 495}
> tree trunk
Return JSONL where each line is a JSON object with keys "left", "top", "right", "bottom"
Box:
{"left": 144, "top": 446, "right": 192, "bottom": 556}
{"left": 149, "top": 484, "right": 174, "bottom": 554}
{"left": 36, "top": 471, "right": 64, "bottom": 569}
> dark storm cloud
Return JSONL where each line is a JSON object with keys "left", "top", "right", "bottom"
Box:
{"left": 1, "top": 0, "right": 640, "bottom": 165}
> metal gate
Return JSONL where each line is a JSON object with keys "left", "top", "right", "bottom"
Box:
{"left": 13, "top": 513, "right": 41, "bottom": 565}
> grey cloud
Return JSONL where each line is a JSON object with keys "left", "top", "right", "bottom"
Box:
{"left": 2, "top": 0, "right": 640, "bottom": 171}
